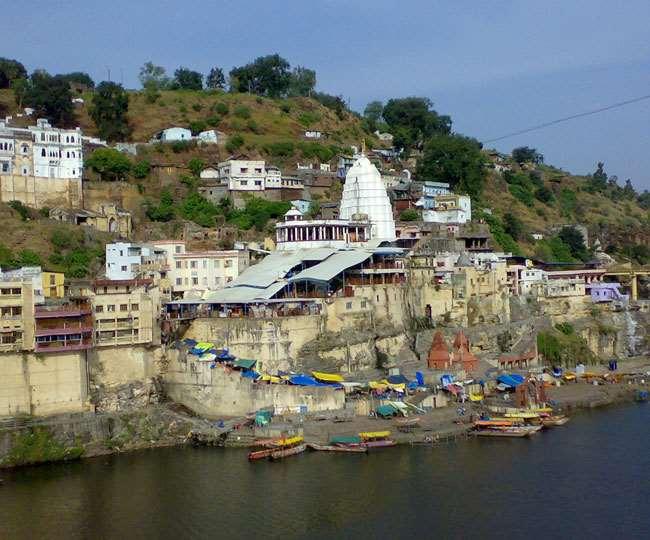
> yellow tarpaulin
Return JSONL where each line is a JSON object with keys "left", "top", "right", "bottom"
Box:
{"left": 368, "top": 381, "right": 388, "bottom": 390}
{"left": 312, "top": 371, "right": 344, "bottom": 383}
{"left": 277, "top": 436, "right": 304, "bottom": 447}
{"left": 469, "top": 393, "right": 484, "bottom": 402}
{"left": 359, "top": 431, "right": 391, "bottom": 439}
{"left": 259, "top": 374, "right": 282, "bottom": 383}
{"left": 195, "top": 342, "right": 213, "bottom": 351}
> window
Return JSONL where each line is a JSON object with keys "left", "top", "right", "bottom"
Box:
{"left": 240, "top": 180, "right": 248, "bottom": 186}
{"left": 1, "top": 162, "right": 8, "bottom": 173}
{"left": 121, "top": 265, "right": 127, "bottom": 272}
{"left": 131, "top": 303, "right": 139, "bottom": 311}
{"left": 254, "top": 180, "right": 262, "bottom": 186}
{"left": 176, "top": 278, "right": 182, "bottom": 286}
{"left": 175, "top": 261, "right": 182, "bottom": 269}
{"left": 175, "top": 245, "right": 181, "bottom": 254}
{"left": 361, "top": 300, "right": 367, "bottom": 308}
{"left": 240, "top": 167, "right": 248, "bottom": 173}
{"left": 214, "top": 260, "right": 220, "bottom": 268}
{"left": 254, "top": 168, "right": 262, "bottom": 173}
{"left": 192, "top": 277, "right": 198, "bottom": 285}
{"left": 95, "top": 305, "right": 104, "bottom": 313}
{"left": 202, "top": 260, "right": 207, "bottom": 269}
{"left": 107, "top": 305, "right": 115, "bottom": 312}
{"left": 120, "top": 304, "right": 128, "bottom": 311}
{"left": 190, "top": 260, "right": 197, "bottom": 269}
{"left": 22, "top": 167, "right": 28, "bottom": 175}
{"left": 49, "top": 275, "right": 56, "bottom": 284}
{"left": 346, "top": 302, "right": 352, "bottom": 310}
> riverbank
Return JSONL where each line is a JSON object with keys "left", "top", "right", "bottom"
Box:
{"left": 2, "top": 357, "right": 649, "bottom": 468}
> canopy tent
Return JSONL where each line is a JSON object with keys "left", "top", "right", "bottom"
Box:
{"left": 312, "top": 371, "right": 345, "bottom": 383}
{"left": 387, "top": 374, "right": 409, "bottom": 384}
{"left": 233, "top": 359, "right": 257, "bottom": 370}
{"left": 496, "top": 374, "right": 525, "bottom": 388}
{"left": 330, "top": 435, "right": 361, "bottom": 445}
{"left": 376, "top": 404, "right": 398, "bottom": 418}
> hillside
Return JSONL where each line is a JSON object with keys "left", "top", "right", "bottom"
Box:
{"left": 1, "top": 86, "right": 649, "bottom": 270}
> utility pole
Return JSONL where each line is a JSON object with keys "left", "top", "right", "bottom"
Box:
{"left": 106, "top": 66, "right": 111, "bottom": 82}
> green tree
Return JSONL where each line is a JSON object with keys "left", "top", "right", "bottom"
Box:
{"left": 416, "top": 134, "right": 486, "bottom": 198}
{"left": 312, "top": 92, "right": 347, "bottom": 118}
{"left": 172, "top": 67, "right": 203, "bottom": 90}
{"left": 145, "top": 189, "right": 175, "bottom": 222}
{"left": 59, "top": 72, "right": 95, "bottom": 89}
{"left": 90, "top": 81, "right": 131, "bottom": 141}
{"left": 85, "top": 148, "right": 132, "bottom": 181}
{"left": 206, "top": 67, "right": 226, "bottom": 90}
{"left": 132, "top": 160, "right": 151, "bottom": 179}
{"left": 622, "top": 179, "right": 637, "bottom": 200}
{"left": 588, "top": 161, "right": 608, "bottom": 192}
{"left": 17, "top": 249, "right": 42, "bottom": 266}
{"left": 0, "top": 57, "right": 27, "bottom": 88}
{"left": 363, "top": 101, "right": 384, "bottom": 132}
{"left": 23, "top": 71, "right": 74, "bottom": 126}
{"left": 399, "top": 209, "right": 419, "bottom": 221}
{"left": 382, "top": 97, "right": 451, "bottom": 149}
{"left": 8, "top": 200, "right": 31, "bottom": 221}
{"left": 230, "top": 54, "right": 292, "bottom": 97}
{"left": 512, "top": 146, "right": 543, "bottom": 164}
{"left": 288, "top": 66, "right": 316, "bottom": 97}
{"left": 503, "top": 212, "right": 524, "bottom": 240}
{"left": 535, "top": 185, "right": 554, "bottom": 204}
{"left": 558, "top": 227, "right": 589, "bottom": 261}
{"left": 225, "top": 134, "right": 244, "bottom": 153}
{"left": 179, "top": 192, "right": 220, "bottom": 227}
{"left": 139, "top": 61, "right": 170, "bottom": 89}
{"left": 188, "top": 158, "right": 205, "bottom": 177}
{"left": 11, "top": 77, "right": 30, "bottom": 109}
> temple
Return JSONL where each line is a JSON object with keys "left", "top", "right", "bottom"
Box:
{"left": 339, "top": 153, "right": 396, "bottom": 241}
{"left": 427, "top": 330, "right": 479, "bottom": 373}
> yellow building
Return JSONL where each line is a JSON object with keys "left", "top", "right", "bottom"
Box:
{"left": 0, "top": 279, "right": 35, "bottom": 352}
{"left": 42, "top": 271, "right": 65, "bottom": 299}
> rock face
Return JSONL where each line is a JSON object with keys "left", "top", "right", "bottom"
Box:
{"left": 92, "top": 378, "right": 164, "bottom": 413}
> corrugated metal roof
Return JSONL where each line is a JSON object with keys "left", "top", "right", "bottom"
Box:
{"left": 204, "top": 281, "right": 287, "bottom": 303}
{"left": 289, "top": 250, "right": 372, "bottom": 284}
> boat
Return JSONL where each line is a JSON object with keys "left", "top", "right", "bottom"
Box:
{"left": 474, "top": 427, "right": 532, "bottom": 438}
{"left": 248, "top": 436, "right": 304, "bottom": 461}
{"left": 541, "top": 415, "right": 570, "bottom": 426}
{"left": 395, "top": 417, "right": 420, "bottom": 427}
{"left": 308, "top": 443, "right": 367, "bottom": 453}
{"left": 270, "top": 443, "right": 307, "bottom": 460}
{"left": 330, "top": 435, "right": 363, "bottom": 447}
{"left": 359, "top": 431, "right": 396, "bottom": 449}
{"left": 474, "top": 420, "right": 516, "bottom": 427}
{"left": 504, "top": 412, "right": 540, "bottom": 419}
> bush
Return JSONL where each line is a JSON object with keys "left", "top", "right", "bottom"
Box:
{"left": 192, "top": 103, "right": 203, "bottom": 112}
{"left": 146, "top": 189, "right": 174, "bottom": 222}
{"left": 509, "top": 184, "right": 534, "bottom": 207}
{"left": 50, "top": 229, "right": 78, "bottom": 250}
{"left": 187, "top": 158, "right": 205, "bottom": 177}
{"left": 298, "top": 111, "right": 321, "bottom": 127}
{"left": 171, "top": 140, "right": 192, "bottom": 153}
{"left": 17, "top": 249, "right": 42, "bottom": 266}
{"left": 246, "top": 119, "right": 260, "bottom": 133}
{"left": 298, "top": 142, "right": 335, "bottom": 162}
{"left": 206, "top": 115, "right": 221, "bottom": 127}
{"left": 233, "top": 105, "right": 251, "bottom": 119}
{"left": 189, "top": 120, "right": 207, "bottom": 135}
{"left": 399, "top": 209, "right": 419, "bottom": 221}
{"left": 8, "top": 200, "right": 31, "bottom": 221}
{"left": 132, "top": 159, "right": 151, "bottom": 179}
{"left": 535, "top": 185, "right": 554, "bottom": 204}
{"left": 484, "top": 215, "right": 520, "bottom": 254}
{"left": 179, "top": 192, "right": 221, "bottom": 227}
{"left": 280, "top": 102, "right": 291, "bottom": 114}
{"left": 264, "top": 141, "right": 294, "bottom": 157}
{"left": 227, "top": 197, "right": 291, "bottom": 231}
{"left": 213, "top": 102, "right": 229, "bottom": 115}
{"left": 85, "top": 148, "right": 132, "bottom": 181}
{"left": 225, "top": 134, "right": 244, "bottom": 153}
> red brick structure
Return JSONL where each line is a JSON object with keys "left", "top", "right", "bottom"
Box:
{"left": 427, "top": 331, "right": 451, "bottom": 369}
{"left": 451, "top": 330, "right": 479, "bottom": 373}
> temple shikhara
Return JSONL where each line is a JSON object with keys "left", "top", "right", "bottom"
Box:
{"left": 427, "top": 330, "right": 479, "bottom": 372}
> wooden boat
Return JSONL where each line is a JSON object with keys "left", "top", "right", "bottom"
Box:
{"left": 359, "top": 430, "right": 396, "bottom": 448}
{"left": 359, "top": 431, "right": 391, "bottom": 439}
{"left": 248, "top": 436, "right": 303, "bottom": 461}
{"left": 475, "top": 428, "right": 531, "bottom": 438}
{"left": 270, "top": 443, "right": 307, "bottom": 460}
{"left": 363, "top": 439, "right": 397, "bottom": 448}
{"left": 541, "top": 415, "right": 570, "bottom": 427}
{"left": 395, "top": 417, "right": 421, "bottom": 427}
{"left": 308, "top": 443, "right": 367, "bottom": 453}
{"left": 504, "top": 412, "right": 540, "bottom": 419}
{"left": 474, "top": 420, "right": 515, "bottom": 427}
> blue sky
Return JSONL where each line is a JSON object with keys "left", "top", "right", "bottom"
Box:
{"left": 6, "top": 1, "right": 650, "bottom": 188}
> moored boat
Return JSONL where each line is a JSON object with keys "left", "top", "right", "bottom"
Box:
{"left": 270, "top": 443, "right": 307, "bottom": 460}
{"left": 359, "top": 431, "right": 396, "bottom": 449}
{"left": 541, "top": 415, "right": 570, "bottom": 426}
{"left": 308, "top": 443, "right": 367, "bottom": 453}
{"left": 474, "top": 427, "right": 531, "bottom": 438}
{"left": 248, "top": 436, "right": 304, "bottom": 461}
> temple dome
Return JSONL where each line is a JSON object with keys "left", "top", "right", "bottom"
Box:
{"left": 339, "top": 155, "right": 396, "bottom": 241}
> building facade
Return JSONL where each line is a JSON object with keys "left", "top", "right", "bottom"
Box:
{"left": 105, "top": 242, "right": 168, "bottom": 281}
{"left": 0, "top": 119, "right": 83, "bottom": 208}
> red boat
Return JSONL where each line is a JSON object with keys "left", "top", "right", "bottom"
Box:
{"left": 270, "top": 443, "right": 307, "bottom": 460}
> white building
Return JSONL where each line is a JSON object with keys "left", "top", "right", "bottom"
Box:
{"left": 0, "top": 266, "right": 44, "bottom": 304}
{"left": 276, "top": 208, "right": 371, "bottom": 251}
{"left": 339, "top": 154, "right": 396, "bottom": 240}
{"left": 0, "top": 118, "right": 83, "bottom": 179}
{"left": 105, "top": 242, "right": 168, "bottom": 281}
{"left": 170, "top": 251, "right": 249, "bottom": 297}
{"left": 422, "top": 194, "right": 472, "bottom": 224}
{"left": 151, "top": 127, "right": 192, "bottom": 143}
{"left": 216, "top": 159, "right": 301, "bottom": 191}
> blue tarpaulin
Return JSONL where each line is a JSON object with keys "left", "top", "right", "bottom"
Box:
{"left": 241, "top": 370, "right": 260, "bottom": 379}
{"left": 416, "top": 372, "right": 425, "bottom": 386}
{"left": 288, "top": 375, "right": 343, "bottom": 388}
{"left": 440, "top": 374, "right": 454, "bottom": 387}
{"left": 183, "top": 338, "right": 197, "bottom": 347}
{"left": 387, "top": 374, "right": 408, "bottom": 384}
{"left": 496, "top": 374, "right": 525, "bottom": 388}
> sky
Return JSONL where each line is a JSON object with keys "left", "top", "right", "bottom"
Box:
{"left": 5, "top": 0, "right": 650, "bottom": 188}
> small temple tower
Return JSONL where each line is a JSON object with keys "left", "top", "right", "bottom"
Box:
{"left": 339, "top": 153, "right": 396, "bottom": 241}
{"left": 451, "top": 330, "right": 478, "bottom": 372}
{"left": 427, "top": 331, "right": 452, "bottom": 369}
{"left": 427, "top": 330, "right": 479, "bottom": 373}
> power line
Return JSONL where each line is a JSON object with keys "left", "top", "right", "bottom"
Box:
{"left": 483, "top": 92, "right": 650, "bottom": 144}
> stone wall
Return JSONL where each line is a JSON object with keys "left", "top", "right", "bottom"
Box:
{"left": 0, "top": 351, "right": 89, "bottom": 417}
{"left": 163, "top": 349, "right": 344, "bottom": 417}
{"left": 185, "top": 315, "right": 324, "bottom": 373}
{"left": 1, "top": 175, "right": 82, "bottom": 208}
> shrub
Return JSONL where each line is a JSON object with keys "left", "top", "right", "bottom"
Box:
{"left": 17, "top": 249, "right": 42, "bottom": 266}
{"left": 206, "top": 115, "right": 221, "bottom": 127}
{"left": 225, "top": 134, "right": 244, "bottom": 153}
{"left": 179, "top": 192, "right": 221, "bottom": 227}
{"left": 85, "top": 148, "right": 132, "bottom": 181}
{"left": 192, "top": 103, "right": 203, "bottom": 112}
{"left": 298, "top": 111, "right": 321, "bottom": 127}
{"left": 189, "top": 120, "right": 207, "bottom": 135}
{"left": 171, "top": 140, "right": 192, "bottom": 153}
{"left": 145, "top": 189, "right": 175, "bottom": 222}
{"left": 187, "top": 158, "right": 205, "bottom": 177}
{"left": 509, "top": 184, "right": 534, "bottom": 206}
{"left": 132, "top": 159, "right": 151, "bottom": 179}
{"left": 399, "top": 209, "right": 419, "bottom": 221}
{"left": 264, "top": 141, "right": 294, "bottom": 157}
{"left": 8, "top": 200, "right": 31, "bottom": 221}
{"left": 298, "top": 142, "right": 335, "bottom": 162}
{"left": 246, "top": 119, "right": 260, "bottom": 133}
{"left": 280, "top": 102, "right": 291, "bottom": 114}
{"left": 213, "top": 102, "right": 228, "bottom": 115}
{"left": 233, "top": 105, "right": 251, "bottom": 119}
{"left": 50, "top": 229, "right": 78, "bottom": 250}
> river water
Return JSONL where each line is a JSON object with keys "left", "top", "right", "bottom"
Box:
{"left": 1, "top": 404, "right": 649, "bottom": 539}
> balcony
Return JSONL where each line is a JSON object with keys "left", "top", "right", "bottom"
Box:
{"left": 35, "top": 324, "right": 94, "bottom": 337}
{"left": 35, "top": 305, "right": 92, "bottom": 318}
{"left": 35, "top": 336, "right": 93, "bottom": 352}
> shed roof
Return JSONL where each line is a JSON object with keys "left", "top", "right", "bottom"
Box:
{"left": 288, "top": 250, "right": 372, "bottom": 284}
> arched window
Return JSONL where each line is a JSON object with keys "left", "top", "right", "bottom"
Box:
{"left": 41, "top": 149, "right": 46, "bottom": 157}
{"left": 66, "top": 136, "right": 69, "bottom": 143}
{"left": 66, "top": 152, "right": 70, "bottom": 158}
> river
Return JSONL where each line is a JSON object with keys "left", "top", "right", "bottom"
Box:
{"left": 1, "top": 404, "right": 649, "bottom": 539}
